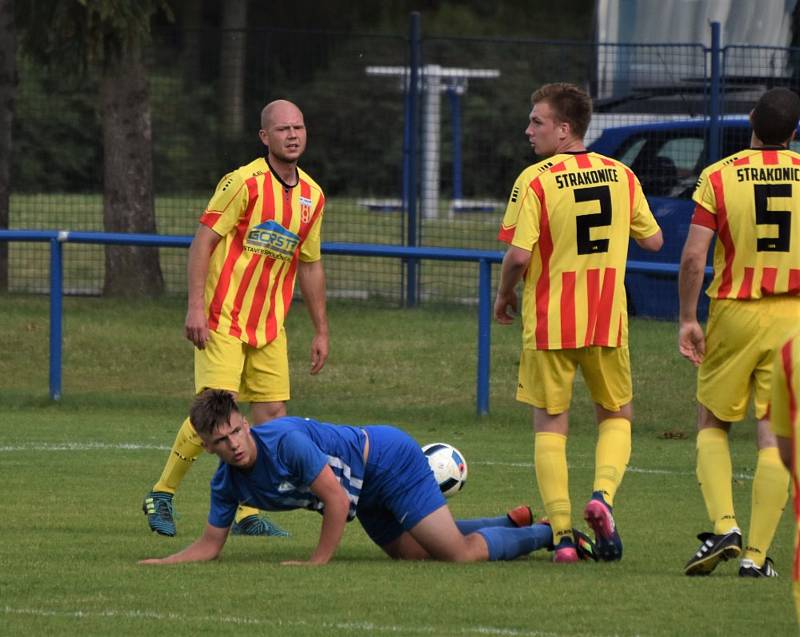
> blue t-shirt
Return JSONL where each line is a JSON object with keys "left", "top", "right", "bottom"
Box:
{"left": 208, "top": 417, "right": 367, "bottom": 528}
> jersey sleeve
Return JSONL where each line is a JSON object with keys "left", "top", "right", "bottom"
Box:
{"left": 199, "top": 171, "right": 250, "bottom": 237}
{"left": 299, "top": 196, "right": 325, "bottom": 263}
{"left": 691, "top": 165, "right": 718, "bottom": 216}
{"left": 627, "top": 172, "right": 661, "bottom": 239}
{"left": 277, "top": 430, "right": 329, "bottom": 486}
{"left": 207, "top": 465, "right": 239, "bottom": 529}
{"left": 498, "top": 170, "right": 541, "bottom": 251}
{"left": 770, "top": 339, "right": 795, "bottom": 439}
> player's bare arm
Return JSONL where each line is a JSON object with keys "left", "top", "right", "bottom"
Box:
{"left": 282, "top": 465, "right": 350, "bottom": 566}
{"left": 494, "top": 246, "right": 531, "bottom": 324}
{"left": 634, "top": 229, "right": 664, "bottom": 252}
{"left": 185, "top": 225, "right": 223, "bottom": 350}
{"left": 297, "top": 259, "right": 329, "bottom": 374}
{"left": 139, "top": 523, "right": 229, "bottom": 565}
{"left": 678, "top": 223, "right": 714, "bottom": 366}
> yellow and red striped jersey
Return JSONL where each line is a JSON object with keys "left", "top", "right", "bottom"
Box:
{"left": 692, "top": 147, "right": 800, "bottom": 300}
{"left": 200, "top": 157, "right": 325, "bottom": 348}
{"left": 769, "top": 333, "right": 800, "bottom": 582}
{"left": 499, "top": 151, "right": 659, "bottom": 350}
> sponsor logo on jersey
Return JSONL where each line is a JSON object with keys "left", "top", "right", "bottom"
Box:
{"left": 245, "top": 220, "right": 300, "bottom": 261}
{"left": 510, "top": 186, "right": 520, "bottom": 203}
{"left": 299, "top": 195, "right": 313, "bottom": 223}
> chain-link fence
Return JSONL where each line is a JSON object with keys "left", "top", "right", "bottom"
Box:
{"left": 8, "top": 20, "right": 800, "bottom": 304}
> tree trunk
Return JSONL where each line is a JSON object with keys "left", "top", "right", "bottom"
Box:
{"left": 101, "top": 43, "right": 164, "bottom": 298}
{"left": 219, "top": 0, "right": 247, "bottom": 141}
{"left": 0, "top": 0, "right": 15, "bottom": 292}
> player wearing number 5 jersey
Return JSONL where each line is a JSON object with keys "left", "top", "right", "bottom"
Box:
{"left": 494, "top": 83, "right": 663, "bottom": 563}
{"left": 679, "top": 88, "right": 800, "bottom": 577}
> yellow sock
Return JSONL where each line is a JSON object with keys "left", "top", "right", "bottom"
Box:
{"left": 535, "top": 432, "right": 572, "bottom": 545}
{"left": 696, "top": 428, "right": 738, "bottom": 534}
{"left": 235, "top": 505, "right": 261, "bottom": 523}
{"left": 743, "top": 447, "right": 789, "bottom": 566}
{"left": 153, "top": 418, "right": 204, "bottom": 494}
{"left": 593, "top": 418, "right": 631, "bottom": 507}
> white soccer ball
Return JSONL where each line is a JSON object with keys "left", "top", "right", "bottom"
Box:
{"left": 422, "top": 442, "right": 468, "bottom": 498}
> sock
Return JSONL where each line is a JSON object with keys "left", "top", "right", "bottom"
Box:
{"left": 456, "top": 515, "right": 516, "bottom": 535}
{"left": 477, "top": 524, "right": 553, "bottom": 561}
{"left": 235, "top": 504, "right": 261, "bottom": 523}
{"left": 743, "top": 447, "right": 790, "bottom": 566}
{"left": 153, "top": 417, "right": 204, "bottom": 494}
{"left": 696, "top": 428, "right": 738, "bottom": 535}
{"left": 535, "top": 432, "right": 572, "bottom": 546}
{"left": 593, "top": 418, "right": 631, "bottom": 507}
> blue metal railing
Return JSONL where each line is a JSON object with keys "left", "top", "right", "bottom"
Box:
{"left": 0, "top": 229, "right": 709, "bottom": 414}
{"left": 0, "top": 230, "right": 502, "bottom": 413}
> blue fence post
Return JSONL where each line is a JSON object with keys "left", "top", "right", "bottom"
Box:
{"left": 477, "top": 259, "right": 491, "bottom": 416}
{"left": 708, "top": 21, "right": 722, "bottom": 164}
{"left": 405, "top": 11, "right": 421, "bottom": 307}
{"left": 49, "top": 235, "right": 64, "bottom": 400}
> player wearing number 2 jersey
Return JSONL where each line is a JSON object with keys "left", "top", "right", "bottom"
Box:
{"left": 494, "top": 83, "right": 662, "bottom": 563}
{"left": 679, "top": 88, "right": 800, "bottom": 577}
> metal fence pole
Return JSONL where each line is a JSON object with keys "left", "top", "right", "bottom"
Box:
{"left": 477, "top": 259, "right": 491, "bottom": 416}
{"left": 49, "top": 236, "right": 64, "bottom": 400}
{"left": 405, "top": 11, "right": 421, "bottom": 307}
{"left": 708, "top": 21, "right": 722, "bottom": 164}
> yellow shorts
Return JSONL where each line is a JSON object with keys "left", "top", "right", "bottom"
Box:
{"left": 194, "top": 327, "right": 290, "bottom": 403}
{"left": 698, "top": 297, "right": 800, "bottom": 422}
{"left": 516, "top": 346, "right": 632, "bottom": 415}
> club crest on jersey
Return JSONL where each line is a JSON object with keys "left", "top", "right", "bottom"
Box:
{"left": 245, "top": 220, "right": 300, "bottom": 261}
{"left": 299, "top": 195, "right": 313, "bottom": 223}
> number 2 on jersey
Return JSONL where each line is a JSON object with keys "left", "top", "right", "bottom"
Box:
{"left": 575, "top": 185, "right": 611, "bottom": 255}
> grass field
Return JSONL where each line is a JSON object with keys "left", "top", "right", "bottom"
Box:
{"left": 0, "top": 294, "right": 796, "bottom": 636}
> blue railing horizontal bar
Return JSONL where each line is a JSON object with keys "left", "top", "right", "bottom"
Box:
{"left": 0, "top": 228, "right": 708, "bottom": 412}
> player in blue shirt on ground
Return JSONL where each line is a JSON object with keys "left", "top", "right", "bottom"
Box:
{"left": 140, "top": 390, "right": 595, "bottom": 565}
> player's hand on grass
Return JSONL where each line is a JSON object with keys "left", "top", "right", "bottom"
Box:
{"left": 494, "top": 290, "right": 518, "bottom": 324}
{"left": 678, "top": 320, "right": 705, "bottom": 366}
{"left": 185, "top": 307, "right": 210, "bottom": 349}
{"left": 138, "top": 558, "right": 169, "bottom": 565}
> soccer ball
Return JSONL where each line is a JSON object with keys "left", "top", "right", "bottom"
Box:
{"left": 422, "top": 442, "right": 468, "bottom": 498}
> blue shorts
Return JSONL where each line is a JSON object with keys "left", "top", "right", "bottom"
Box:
{"left": 357, "top": 425, "right": 447, "bottom": 546}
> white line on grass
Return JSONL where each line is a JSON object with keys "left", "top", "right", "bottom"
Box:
{"left": 2, "top": 606, "right": 620, "bottom": 637}
{"left": 0, "top": 442, "right": 170, "bottom": 452}
{"left": 0, "top": 441, "right": 754, "bottom": 481}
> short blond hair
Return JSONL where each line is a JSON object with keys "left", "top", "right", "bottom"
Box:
{"left": 531, "top": 83, "right": 592, "bottom": 139}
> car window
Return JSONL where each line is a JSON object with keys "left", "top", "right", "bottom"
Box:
{"left": 618, "top": 137, "right": 647, "bottom": 167}
{"left": 656, "top": 137, "right": 705, "bottom": 175}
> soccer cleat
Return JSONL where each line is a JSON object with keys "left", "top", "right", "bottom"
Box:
{"left": 506, "top": 505, "right": 534, "bottom": 527}
{"left": 573, "top": 529, "right": 598, "bottom": 562}
{"left": 739, "top": 557, "right": 778, "bottom": 578}
{"left": 231, "top": 514, "right": 290, "bottom": 537}
{"left": 552, "top": 539, "right": 579, "bottom": 563}
{"left": 142, "top": 491, "right": 176, "bottom": 537}
{"left": 583, "top": 493, "right": 623, "bottom": 561}
{"left": 684, "top": 529, "right": 742, "bottom": 576}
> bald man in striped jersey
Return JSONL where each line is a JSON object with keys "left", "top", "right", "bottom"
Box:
{"left": 679, "top": 88, "right": 800, "bottom": 577}
{"left": 143, "top": 100, "right": 329, "bottom": 537}
{"left": 494, "top": 82, "right": 663, "bottom": 563}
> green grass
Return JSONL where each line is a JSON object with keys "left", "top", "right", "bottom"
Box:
{"left": 0, "top": 295, "right": 796, "bottom": 636}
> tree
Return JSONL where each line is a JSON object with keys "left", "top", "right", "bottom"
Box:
{"left": 0, "top": 0, "right": 15, "bottom": 292}
{"left": 219, "top": 0, "right": 247, "bottom": 142}
{"left": 18, "top": 0, "right": 171, "bottom": 297}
